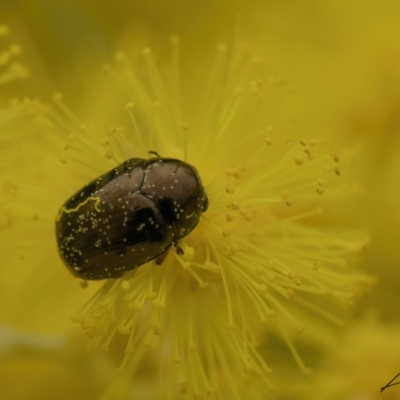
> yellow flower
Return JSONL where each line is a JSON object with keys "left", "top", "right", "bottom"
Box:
{"left": 0, "top": 24, "right": 29, "bottom": 87}
{"left": 2, "top": 37, "right": 372, "bottom": 399}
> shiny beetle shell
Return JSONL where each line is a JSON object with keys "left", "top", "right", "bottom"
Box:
{"left": 56, "top": 157, "right": 208, "bottom": 280}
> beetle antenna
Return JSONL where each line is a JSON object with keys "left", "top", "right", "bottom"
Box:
{"left": 148, "top": 150, "right": 161, "bottom": 157}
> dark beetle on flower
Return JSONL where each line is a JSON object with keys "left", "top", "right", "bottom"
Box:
{"left": 55, "top": 156, "right": 208, "bottom": 280}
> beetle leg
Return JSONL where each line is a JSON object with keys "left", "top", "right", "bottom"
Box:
{"left": 175, "top": 243, "right": 184, "bottom": 255}
{"left": 155, "top": 248, "right": 170, "bottom": 265}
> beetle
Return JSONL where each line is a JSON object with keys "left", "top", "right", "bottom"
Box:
{"left": 55, "top": 156, "right": 208, "bottom": 280}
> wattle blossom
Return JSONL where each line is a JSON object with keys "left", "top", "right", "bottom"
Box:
{"left": 1, "top": 33, "right": 372, "bottom": 399}
{"left": 0, "top": 24, "right": 29, "bottom": 87}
